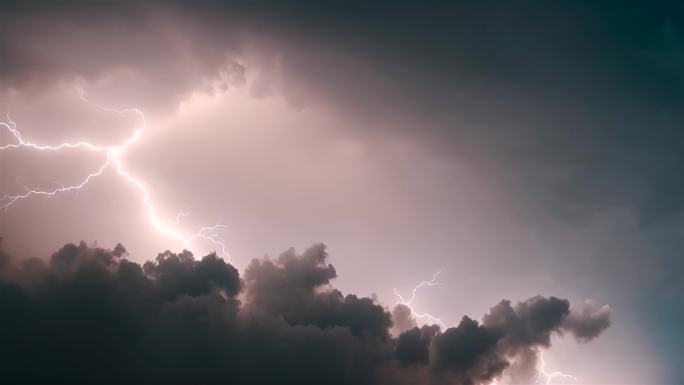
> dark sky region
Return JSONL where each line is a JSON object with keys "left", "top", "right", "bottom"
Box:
{"left": 0, "top": 1, "right": 681, "bottom": 384}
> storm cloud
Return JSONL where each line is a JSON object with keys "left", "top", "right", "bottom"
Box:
{"left": 0, "top": 1, "right": 679, "bottom": 384}
{"left": 0, "top": 240, "right": 609, "bottom": 385}
{"left": 1, "top": 0, "right": 680, "bottom": 242}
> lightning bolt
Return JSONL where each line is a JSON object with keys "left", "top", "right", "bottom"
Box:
{"left": 537, "top": 351, "right": 579, "bottom": 385}
{"left": 0, "top": 88, "right": 231, "bottom": 260}
{"left": 391, "top": 271, "right": 580, "bottom": 385}
{"left": 393, "top": 269, "right": 446, "bottom": 328}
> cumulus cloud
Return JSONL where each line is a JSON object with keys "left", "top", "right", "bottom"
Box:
{"left": 391, "top": 303, "right": 417, "bottom": 336}
{"left": 395, "top": 324, "right": 439, "bottom": 366}
{"left": 482, "top": 297, "right": 572, "bottom": 383}
{"left": 562, "top": 299, "right": 613, "bottom": 342}
{"left": 0, "top": 240, "right": 611, "bottom": 385}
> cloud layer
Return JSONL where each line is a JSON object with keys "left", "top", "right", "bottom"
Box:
{"left": 0, "top": 240, "right": 610, "bottom": 384}
{"left": 0, "top": 1, "right": 673, "bottom": 382}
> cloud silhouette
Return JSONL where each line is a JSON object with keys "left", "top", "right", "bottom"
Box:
{"left": 0, "top": 240, "right": 611, "bottom": 384}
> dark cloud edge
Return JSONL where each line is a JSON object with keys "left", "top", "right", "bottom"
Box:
{"left": 0, "top": 239, "right": 610, "bottom": 385}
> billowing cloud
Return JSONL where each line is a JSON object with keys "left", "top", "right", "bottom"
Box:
{"left": 391, "top": 303, "right": 417, "bottom": 336}
{"left": 0, "top": 1, "right": 675, "bottom": 382}
{"left": 395, "top": 324, "right": 438, "bottom": 366}
{"left": 482, "top": 297, "right": 573, "bottom": 383}
{"left": 562, "top": 299, "right": 613, "bottom": 342}
{"left": 0, "top": 240, "right": 610, "bottom": 384}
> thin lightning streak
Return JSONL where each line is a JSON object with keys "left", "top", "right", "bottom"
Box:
{"left": 1, "top": 155, "right": 110, "bottom": 208}
{"left": 0, "top": 116, "right": 105, "bottom": 152}
{"left": 392, "top": 270, "right": 580, "bottom": 385}
{"left": 393, "top": 275, "right": 580, "bottom": 385}
{"left": 393, "top": 269, "right": 446, "bottom": 328}
{"left": 0, "top": 89, "right": 231, "bottom": 260}
{"left": 538, "top": 351, "right": 579, "bottom": 385}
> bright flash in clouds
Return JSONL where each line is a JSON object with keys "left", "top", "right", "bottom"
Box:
{"left": 0, "top": 88, "right": 230, "bottom": 259}
{"left": 393, "top": 270, "right": 581, "bottom": 385}
{"left": 393, "top": 269, "right": 446, "bottom": 328}
{"left": 538, "top": 351, "right": 579, "bottom": 385}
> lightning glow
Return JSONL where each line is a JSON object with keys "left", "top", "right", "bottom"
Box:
{"left": 393, "top": 269, "right": 446, "bottom": 328}
{"left": 537, "top": 351, "right": 579, "bottom": 385}
{"left": 392, "top": 270, "right": 580, "bottom": 385}
{"left": 0, "top": 89, "right": 231, "bottom": 260}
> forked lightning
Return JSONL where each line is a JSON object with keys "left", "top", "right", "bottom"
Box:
{"left": 394, "top": 269, "right": 446, "bottom": 328}
{"left": 0, "top": 89, "right": 230, "bottom": 259}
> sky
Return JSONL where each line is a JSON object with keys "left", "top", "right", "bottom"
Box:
{"left": 0, "top": 1, "right": 682, "bottom": 384}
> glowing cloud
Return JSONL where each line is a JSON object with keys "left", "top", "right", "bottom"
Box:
{"left": 0, "top": 88, "right": 230, "bottom": 259}
{"left": 393, "top": 269, "right": 446, "bottom": 328}
{"left": 538, "top": 351, "right": 579, "bottom": 385}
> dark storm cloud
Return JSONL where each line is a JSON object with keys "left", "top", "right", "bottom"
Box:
{"left": 483, "top": 297, "right": 571, "bottom": 349}
{"left": 0, "top": 240, "right": 610, "bottom": 385}
{"left": 391, "top": 303, "right": 417, "bottom": 336}
{"left": 0, "top": 1, "right": 246, "bottom": 113}
{"left": 2, "top": 0, "right": 680, "bottom": 221}
{"left": 244, "top": 244, "right": 392, "bottom": 340}
{"left": 475, "top": 296, "right": 612, "bottom": 382}
{"left": 0, "top": 1, "right": 677, "bottom": 382}
{"left": 562, "top": 300, "right": 613, "bottom": 342}
{"left": 430, "top": 317, "right": 506, "bottom": 384}
{"left": 395, "top": 324, "right": 439, "bottom": 366}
